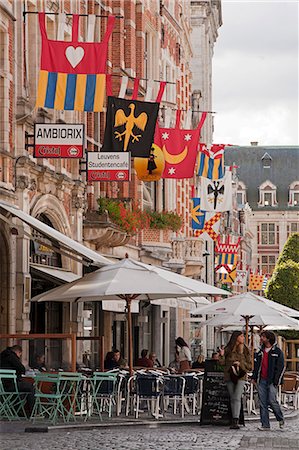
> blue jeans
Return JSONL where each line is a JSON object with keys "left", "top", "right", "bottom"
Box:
{"left": 257, "top": 379, "right": 284, "bottom": 428}
{"left": 226, "top": 380, "right": 246, "bottom": 419}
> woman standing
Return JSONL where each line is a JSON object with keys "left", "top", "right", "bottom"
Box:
{"left": 220, "top": 331, "right": 251, "bottom": 429}
{"left": 175, "top": 337, "right": 192, "bottom": 373}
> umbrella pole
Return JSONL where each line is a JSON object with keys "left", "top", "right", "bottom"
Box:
{"left": 126, "top": 295, "right": 133, "bottom": 376}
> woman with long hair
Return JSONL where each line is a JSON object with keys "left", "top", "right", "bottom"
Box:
{"left": 175, "top": 337, "right": 191, "bottom": 373}
{"left": 220, "top": 331, "right": 251, "bottom": 429}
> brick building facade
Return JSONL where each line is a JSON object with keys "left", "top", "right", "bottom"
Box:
{"left": 0, "top": 0, "right": 221, "bottom": 367}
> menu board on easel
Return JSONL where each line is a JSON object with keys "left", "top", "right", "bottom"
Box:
{"left": 200, "top": 359, "right": 244, "bottom": 426}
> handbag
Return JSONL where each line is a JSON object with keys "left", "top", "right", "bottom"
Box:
{"left": 229, "top": 363, "right": 246, "bottom": 384}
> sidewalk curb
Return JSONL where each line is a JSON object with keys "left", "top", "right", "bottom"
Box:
{"left": 21, "top": 410, "right": 298, "bottom": 433}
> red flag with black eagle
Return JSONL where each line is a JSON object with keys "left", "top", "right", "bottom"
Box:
{"left": 154, "top": 110, "right": 207, "bottom": 179}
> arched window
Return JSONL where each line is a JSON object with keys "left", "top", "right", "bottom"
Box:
{"left": 258, "top": 180, "right": 277, "bottom": 207}
{"left": 30, "top": 214, "right": 62, "bottom": 267}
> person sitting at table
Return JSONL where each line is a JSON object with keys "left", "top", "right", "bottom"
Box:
{"left": 168, "top": 352, "right": 180, "bottom": 373}
{"left": 149, "top": 352, "right": 162, "bottom": 368}
{"left": 212, "top": 352, "right": 220, "bottom": 361}
{"left": 32, "top": 353, "right": 47, "bottom": 372}
{"left": 104, "top": 351, "right": 119, "bottom": 370}
{"left": 0, "top": 345, "right": 35, "bottom": 415}
{"left": 113, "top": 349, "right": 128, "bottom": 369}
{"left": 135, "top": 349, "right": 153, "bottom": 367}
{"left": 192, "top": 354, "right": 205, "bottom": 369}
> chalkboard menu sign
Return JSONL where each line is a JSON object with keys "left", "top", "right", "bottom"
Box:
{"left": 200, "top": 359, "right": 244, "bottom": 426}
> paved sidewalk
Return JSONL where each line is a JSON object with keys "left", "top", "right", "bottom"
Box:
{"left": 0, "top": 411, "right": 298, "bottom": 450}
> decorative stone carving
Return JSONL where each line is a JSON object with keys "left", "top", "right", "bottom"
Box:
{"left": 16, "top": 175, "right": 29, "bottom": 190}
{"left": 84, "top": 211, "right": 131, "bottom": 248}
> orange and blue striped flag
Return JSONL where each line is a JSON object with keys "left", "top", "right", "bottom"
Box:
{"left": 36, "top": 13, "right": 115, "bottom": 112}
{"left": 197, "top": 144, "right": 225, "bottom": 179}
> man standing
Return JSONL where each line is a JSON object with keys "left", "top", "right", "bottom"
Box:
{"left": 252, "top": 331, "right": 285, "bottom": 431}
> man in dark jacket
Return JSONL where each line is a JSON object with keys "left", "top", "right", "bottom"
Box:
{"left": 0, "top": 345, "right": 26, "bottom": 378}
{"left": 0, "top": 345, "right": 35, "bottom": 414}
{"left": 252, "top": 331, "right": 285, "bottom": 431}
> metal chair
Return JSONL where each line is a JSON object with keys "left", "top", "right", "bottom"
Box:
{"left": 163, "top": 374, "right": 186, "bottom": 417}
{"left": 181, "top": 374, "right": 200, "bottom": 415}
{"left": 31, "top": 372, "right": 82, "bottom": 424}
{"left": 135, "top": 373, "right": 164, "bottom": 419}
{"left": 0, "top": 369, "right": 28, "bottom": 420}
{"left": 89, "top": 372, "right": 119, "bottom": 418}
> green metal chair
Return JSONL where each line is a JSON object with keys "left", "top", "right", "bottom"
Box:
{"left": 89, "top": 372, "right": 119, "bottom": 419}
{"left": 31, "top": 372, "right": 85, "bottom": 424}
{"left": 0, "top": 369, "right": 28, "bottom": 420}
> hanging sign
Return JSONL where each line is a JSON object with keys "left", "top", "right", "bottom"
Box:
{"left": 87, "top": 152, "right": 131, "bottom": 182}
{"left": 34, "top": 124, "right": 84, "bottom": 158}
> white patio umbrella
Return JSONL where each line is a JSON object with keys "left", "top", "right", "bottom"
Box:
{"left": 151, "top": 296, "right": 210, "bottom": 310}
{"left": 31, "top": 258, "right": 228, "bottom": 373}
{"left": 190, "top": 292, "right": 296, "bottom": 345}
{"left": 200, "top": 312, "right": 299, "bottom": 329}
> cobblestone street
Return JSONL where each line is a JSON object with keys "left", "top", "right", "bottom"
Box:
{"left": 0, "top": 415, "right": 298, "bottom": 450}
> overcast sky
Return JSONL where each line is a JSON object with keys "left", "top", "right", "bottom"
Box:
{"left": 212, "top": 0, "right": 299, "bottom": 146}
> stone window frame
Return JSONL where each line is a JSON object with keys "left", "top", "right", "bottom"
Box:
{"left": 288, "top": 181, "right": 299, "bottom": 207}
{"left": 236, "top": 181, "right": 247, "bottom": 207}
{"left": 258, "top": 180, "right": 278, "bottom": 207}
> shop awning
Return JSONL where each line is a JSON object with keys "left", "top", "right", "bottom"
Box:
{"left": 30, "top": 263, "right": 81, "bottom": 284}
{"left": 0, "top": 201, "right": 111, "bottom": 267}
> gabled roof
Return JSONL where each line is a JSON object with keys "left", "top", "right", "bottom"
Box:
{"left": 224, "top": 146, "right": 299, "bottom": 210}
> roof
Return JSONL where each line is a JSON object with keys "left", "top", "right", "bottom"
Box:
{"left": 224, "top": 146, "right": 299, "bottom": 210}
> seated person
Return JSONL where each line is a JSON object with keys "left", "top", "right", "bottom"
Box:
{"left": 149, "top": 352, "right": 161, "bottom": 368}
{"left": 212, "top": 351, "right": 220, "bottom": 361}
{"left": 113, "top": 349, "right": 128, "bottom": 369}
{"left": 168, "top": 352, "right": 180, "bottom": 373}
{"left": 192, "top": 354, "right": 205, "bottom": 369}
{"left": 0, "top": 345, "right": 35, "bottom": 414}
{"left": 104, "top": 351, "right": 119, "bottom": 370}
{"left": 32, "top": 353, "right": 47, "bottom": 372}
{"left": 135, "top": 349, "right": 153, "bottom": 368}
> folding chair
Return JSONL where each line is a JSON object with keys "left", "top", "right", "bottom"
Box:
{"left": 89, "top": 372, "right": 119, "bottom": 418}
{"left": 0, "top": 369, "right": 28, "bottom": 420}
{"left": 31, "top": 372, "right": 76, "bottom": 424}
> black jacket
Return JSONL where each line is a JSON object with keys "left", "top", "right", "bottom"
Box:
{"left": 252, "top": 343, "right": 285, "bottom": 386}
{"left": 0, "top": 348, "right": 26, "bottom": 380}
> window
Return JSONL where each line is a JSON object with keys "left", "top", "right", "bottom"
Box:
{"left": 260, "top": 255, "right": 276, "bottom": 274}
{"left": 264, "top": 193, "right": 272, "bottom": 206}
{"left": 287, "top": 222, "right": 299, "bottom": 237}
{"left": 261, "top": 152, "right": 272, "bottom": 168}
{"left": 236, "top": 181, "right": 246, "bottom": 208}
{"left": 258, "top": 180, "right": 277, "bottom": 207}
{"left": 261, "top": 223, "right": 276, "bottom": 245}
{"left": 288, "top": 181, "right": 299, "bottom": 207}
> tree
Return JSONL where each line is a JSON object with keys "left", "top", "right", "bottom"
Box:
{"left": 265, "top": 260, "right": 299, "bottom": 310}
{"left": 265, "top": 233, "right": 299, "bottom": 339}
{"left": 275, "top": 233, "right": 299, "bottom": 266}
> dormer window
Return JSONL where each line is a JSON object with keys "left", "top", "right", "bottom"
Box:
{"left": 258, "top": 180, "right": 277, "bottom": 207}
{"left": 288, "top": 181, "right": 299, "bottom": 207}
{"left": 261, "top": 152, "right": 272, "bottom": 169}
{"left": 236, "top": 181, "right": 246, "bottom": 208}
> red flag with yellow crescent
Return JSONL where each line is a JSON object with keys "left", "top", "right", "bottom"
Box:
{"left": 154, "top": 111, "right": 207, "bottom": 179}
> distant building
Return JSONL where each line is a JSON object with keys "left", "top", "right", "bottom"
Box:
{"left": 225, "top": 144, "right": 299, "bottom": 274}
